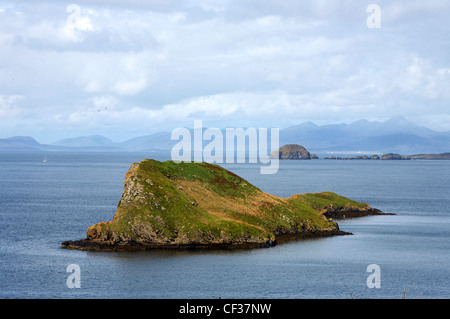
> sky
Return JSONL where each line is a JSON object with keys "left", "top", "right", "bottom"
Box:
{"left": 0, "top": 0, "right": 450, "bottom": 143}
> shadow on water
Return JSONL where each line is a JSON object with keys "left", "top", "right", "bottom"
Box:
{"left": 84, "top": 245, "right": 274, "bottom": 261}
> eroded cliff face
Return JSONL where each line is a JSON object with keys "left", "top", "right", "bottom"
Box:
{"left": 61, "top": 159, "right": 386, "bottom": 251}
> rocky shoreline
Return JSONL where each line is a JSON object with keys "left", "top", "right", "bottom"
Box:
{"left": 322, "top": 206, "right": 394, "bottom": 219}
{"left": 324, "top": 152, "right": 450, "bottom": 160}
{"left": 61, "top": 228, "right": 353, "bottom": 252}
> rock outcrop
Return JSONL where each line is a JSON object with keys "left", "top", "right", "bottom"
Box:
{"left": 270, "top": 144, "right": 312, "bottom": 159}
{"left": 324, "top": 153, "right": 410, "bottom": 160}
{"left": 321, "top": 205, "right": 394, "bottom": 219}
{"left": 61, "top": 159, "right": 388, "bottom": 251}
{"left": 324, "top": 153, "right": 450, "bottom": 160}
{"left": 380, "top": 153, "right": 410, "bottom": 160}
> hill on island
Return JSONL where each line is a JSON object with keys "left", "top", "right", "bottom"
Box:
{"left": 51, "top": 135, "right": 116, "bottom": 148}
{"left": 61, "top": 159, "right": 387, "bottom": 251}
{"left": 270, "top": 144, "right": 318, "bottom": 159}
{"left": 0, "top": 136, "right": 41, "bottom": 150}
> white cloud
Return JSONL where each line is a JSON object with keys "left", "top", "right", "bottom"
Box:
{"left": 1, "top": 0, "right": 450, "bottom": 140}
{"left": 30, "top": 50, "right": 157, "bottom": 96}
{"left": 0, "top": 94, "right": 25, "bottom": 118}
{"left": 382, "top": 0, "right": 450, "bottom": 22}
{"left": 394, "top": 55, "right": 450, "bottom": 99}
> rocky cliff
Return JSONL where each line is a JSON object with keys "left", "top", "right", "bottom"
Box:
{"left": 270, "top": 144, "right": 312, "bottom": 159}
{"left": 61, "top": 159, "right": 387, "bottom": 251}
{"left": 380, "top": 153, "right": 410, "bottom": 160}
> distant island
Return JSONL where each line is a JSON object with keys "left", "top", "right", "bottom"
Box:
{"left": 324, "top": 152, "right": 450, "bottom": 160}
{"left": 408, "top": 153, "right": 450, "bottom": 160}
{"left": 270, "top": 144, "right": 450, "bottom": 161}
{"left": 270, "top": 144, "right": 319, "bottom": 159}
{"left": 61, "top": 159, "right": 389, "bottom": 252}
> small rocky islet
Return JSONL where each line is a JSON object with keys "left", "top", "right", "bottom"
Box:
{"left": 61, "top": 158, "right": 391, "bottom": 252}
{"left": 271, "top": 144, "right": 450, "bottom": 160}
{"left": 270, "top": 144, "right": 319, "bottom": 159}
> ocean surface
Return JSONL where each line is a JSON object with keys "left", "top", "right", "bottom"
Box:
{"left": 0, "top": 152, "right": 449, "bottom": 299}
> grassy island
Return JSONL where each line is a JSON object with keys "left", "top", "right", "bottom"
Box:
{"left": 62, "top": 159, "right": 387, "bottom": 251}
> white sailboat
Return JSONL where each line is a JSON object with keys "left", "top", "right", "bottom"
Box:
{"left": 42, "top": 155, "right": 47, "bottom": 163}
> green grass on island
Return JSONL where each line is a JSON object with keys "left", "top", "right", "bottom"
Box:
{"left": 62, "top": 159, "right": 383, "bottom": 251}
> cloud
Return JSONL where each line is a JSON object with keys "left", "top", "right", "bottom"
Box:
{"left": 0, "top": 94, "right": 25, "bottom": 118}
{"left": 0, "top": 0, "right": 450, "bottom": 142}
{"left": 396, "top": 56, "right": 450, "bottom": 99}
{"left": 382, "top": 0, "right": 450, "bottom": 22}
{"left": 73, "top": 50, "right": 155, "bottom": 95}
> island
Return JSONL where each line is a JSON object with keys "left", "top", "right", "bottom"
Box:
{"left": 270, "top": 144, "right": 317, "bottom": 159}
{"left": 408, "top": 153, "right": 450, "bottom": 160}
{"left": 61, "top": 159, "right": 390, "bottom": 251}
{"left": 324, "top": 152, "right": 450, "bottom": 160}
{"left": 324, "top": 153, "right": 408, "bottom": 160}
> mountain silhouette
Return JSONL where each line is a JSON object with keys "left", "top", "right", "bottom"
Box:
{"left": 2, "top": 117, "right": 450, "bottom": 155}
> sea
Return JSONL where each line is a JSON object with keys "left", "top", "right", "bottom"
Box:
{"left": 0, "top": 151, "right": 449, "bottom": 299}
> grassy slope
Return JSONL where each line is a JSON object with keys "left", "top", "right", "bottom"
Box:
{"left": 88, "top": 160, "right": 368, "bottom": 245}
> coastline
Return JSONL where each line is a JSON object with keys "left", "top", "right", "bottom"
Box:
{"left": 61, "top": 228, "right": 353, "bottom": 252}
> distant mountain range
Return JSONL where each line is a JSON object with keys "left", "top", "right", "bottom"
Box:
{"left": 1, "top": 117, "right": 450, "bottom": 156}
{"left": 279, "top": 116, "right": 450, "bottom": 154}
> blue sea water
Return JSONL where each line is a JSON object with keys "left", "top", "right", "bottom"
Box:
{"left": 0, "top": 152, "right": 449, "bottom": 299}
